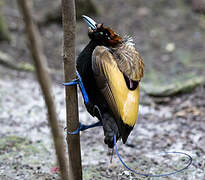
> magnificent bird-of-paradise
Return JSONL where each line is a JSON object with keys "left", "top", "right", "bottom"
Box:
{"left": 75, "top": 16, "right": 144, "bottom": 148}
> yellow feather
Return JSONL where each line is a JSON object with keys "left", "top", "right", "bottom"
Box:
{"left": 103, "top": 57, "right": 139, "bottom": 127}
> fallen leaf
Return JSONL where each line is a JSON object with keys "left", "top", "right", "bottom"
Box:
{"left": 175, "top": 106, "right": 203, "bottom": 117}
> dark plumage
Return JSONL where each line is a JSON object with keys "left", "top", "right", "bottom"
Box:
{"left": 77, "top": 16, "right": 144, "bottom": 148}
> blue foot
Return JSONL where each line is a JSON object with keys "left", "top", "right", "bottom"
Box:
{"left": 68, "top": 121, "right": 103, "bottom": 135}
{"left": 63, "top": 71, "right": 89, "bottom": 105}
{"left": 63, "top": 79, "right": 79, "bottom": 86}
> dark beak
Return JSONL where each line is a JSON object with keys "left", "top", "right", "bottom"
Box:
{"left": 82, "top": 15, "right": 97, "bottom": 30}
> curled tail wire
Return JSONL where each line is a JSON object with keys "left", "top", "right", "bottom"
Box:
{"left": 114, "top": 135, "right": 192, "bottom": 177}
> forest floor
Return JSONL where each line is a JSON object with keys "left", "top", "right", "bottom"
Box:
{"left": 0, "top": 0, "right": 205, "bottom": 179}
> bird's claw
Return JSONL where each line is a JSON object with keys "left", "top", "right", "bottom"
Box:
{"left": 63, "top": 71, "right": 89, "bottom": 105}
{"left": 67, "top": 121, "right": 103, "bottom": 135}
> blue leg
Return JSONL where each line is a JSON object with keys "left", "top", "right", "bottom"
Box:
{"left": 68, "top": 121, "right": 102, "bottom": 135}
{"left": 63, "top": 71, "right": 103, "bottom": 135}
{"left": 63, "top": 71, "right": 89, "bottom": 105}
{"left": 76, "top": 71, "right": 89, "bottom": 105}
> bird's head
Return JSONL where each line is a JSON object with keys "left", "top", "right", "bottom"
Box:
{"left": 82, "top": 15, "right": 122, "bottom": 47}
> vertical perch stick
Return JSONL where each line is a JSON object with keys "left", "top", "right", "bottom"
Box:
{"left": 62, "top": 0, "right": 82, "bottom": 180}
{"left": 17, "top": 0, "right": 69, "bottom": 179}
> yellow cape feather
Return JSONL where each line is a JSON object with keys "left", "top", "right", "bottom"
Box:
{"left": 103, "top": 57, "right": 139, "bottom": 126}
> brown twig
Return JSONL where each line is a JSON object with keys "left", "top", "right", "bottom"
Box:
{"left": 17, "top": 0, "right": 69, "bottom": 179}
{"left": 61, "top": 0, "right": 82, "bottom": 179}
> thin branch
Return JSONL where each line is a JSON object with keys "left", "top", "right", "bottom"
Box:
{"left": 62, "top": 0, "right": 82, "bottom": 179}
{"left": 17, "top": 0, "right": 69, "bottom": 179}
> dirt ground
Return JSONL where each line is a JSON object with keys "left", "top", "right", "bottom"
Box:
{"left": 0, "top": 0, "right": 205, "bottom": 179}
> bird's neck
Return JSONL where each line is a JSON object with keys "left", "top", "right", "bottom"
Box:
{"left": 76, "top": 40, "right": 100, "bottom": 75}
{"left": 77, "top": 39, "right": 123, "bottom": 69}
{"left": 81, "top": 40, "right": 100, "bottom": 58}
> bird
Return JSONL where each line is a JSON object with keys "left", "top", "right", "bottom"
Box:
{"left": 76, "top": 15, "right": 144, "bottom": 148}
